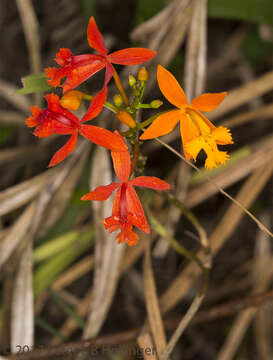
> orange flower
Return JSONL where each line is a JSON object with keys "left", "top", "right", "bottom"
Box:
{"left": 45, "top": 17, "right": 156, "bottom": 95}
{"left": 140, "top": 65, "right": 233, "bottom": 170}
{"left": 81, "top": 132, "right": 171, "bottom": 246}
{"left": 25, "top": 92, "right": 126, "bottom": 167}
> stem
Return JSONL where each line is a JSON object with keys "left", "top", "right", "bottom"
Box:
{"left": 130, "top": 139, "right": 139, "bottom": 177}
{"left": 112, "top": 66, "right": 129, "bottom": 106}
{"left": 82, "top": 93, "right": 118, "bottom": 113}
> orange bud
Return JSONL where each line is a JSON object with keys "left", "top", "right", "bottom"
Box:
{"left": 138, "top": 67, "right": 148, "bottom": 82}
{"left": 116, "top": 110, "right": 136, "bottom": 128}
{"left": 60, "top": 90, "right": 83, "bottom": 111}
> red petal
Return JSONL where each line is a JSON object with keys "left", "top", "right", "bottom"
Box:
{"left": 55, "top": 48, "right": 72, "bottom": 66}
{"left": 48, "top": 130, "right": 78, "bottom": 167}
{"left": 126, "top": 185, "right": 150, "bottom": 233}
{"left": 108, "top": 48, "right": 157, "bottom": 65}
{"left": 110, "top": 132, "right": 130, "bottom": 182}
{"left": 79, "top": 125, "right": 127, "bottom": 151}
{"left": 130, "top": 176, "right": 171, "bottom": 191}
{"left": 81, "top": 87, "right": 107, "bottom": 123}
{"left": 81, "top": 182, "right": 119, "bottom": 201}
{"left": 25, "top": 106, "right": 42, "bottom": 128}
{"left": 87, "top": 17, "right": 108, "bottom": 56}
{"left": 44, "top": 94, "right": 81, "bottom": 128}
{"left": 104, "top": 63, "right": 114, "bottom": 86}
{"left": 45, "top": 67, "right": 62, "bottom": 87}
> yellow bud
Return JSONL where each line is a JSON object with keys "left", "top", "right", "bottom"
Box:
{"left": 60, "top": 90, "right": 83, "bottom": 111}
{"left": 128, "top": 75, "right": 136, "bottom": 87}
{"left": 113, "top": 94, "right": 123, "bottom": 107}
{"left": 138, "top": 67, "right": 148, "bottom": 82}
{"left": 116, "top": 110, "right": 136, "bottom": 128}
{"left": 150, "top": 100, "right": 163, "bottom": 109}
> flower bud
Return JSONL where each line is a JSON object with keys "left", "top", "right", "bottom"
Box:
{"left": 116, "top": 110, "right": 136, "bottom": 128}
{"left": 150, "top": 100, "right": 163, "bottom": 109}
{"left": 138, "top": 67, "right": 148, "bottom": 82}
{"left": 128, "top": 75, "right": 136, "bottom": 87}
{"left": 113, "top": 94, "right": 123, "bottom": 108}
{"left": 60, "top": 90, "right": 83, "bottom": 111}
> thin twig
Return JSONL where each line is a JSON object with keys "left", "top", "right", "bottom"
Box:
{"left": 154, "top": 137, "right": 273, "bottom": 239}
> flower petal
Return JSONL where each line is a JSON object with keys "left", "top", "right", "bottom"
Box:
{"left": 212, "top": 126, "right": 233, "bottom": 145}
{"left": 108, "top": 48, "right": 157, "bottom": 65}
{"left": 126, "top": 185, "right": 150, "bottom": 233}
{"left": 79, "top": 125, "right": 127, "bottom": 152}
{"left": 81, "top": 87, "right": 107, "bottom": 123}
{"left": 104, "top": 63, "right": 114, "bottom": 86}
{"left": 62, "top": 61, "right": 106, "bottom": 93}
{"left": 184, "top": 137, "right": 203, "bottom": 161}
{"left": 157, "top": 65, "right": 188, "bottom": 108}
{"left": 25, "top": 106, "right": 42, "bottom": 128}
{"left": 191, "top": 92, "right": 227, "bottom": 112}
{"left": 81, "top": 182, "right": 119, "bottom": 201}
{"left": 179, "top": 113, "right": 200, "bottom": 161}
{"left": 140, "top": 110, "right": 181, "bottom": 140}
{"left": 55, "top": 48, "right": 72, "bottom": 66}
{"left": 111, "top": 132, "right": 131, "bottom": 182}
{"left": 130, "top": 176, "right": 171, "bottom": 191}
{"left": 48, "top": 130, "right": 78, "bottom": 167}
{"left": 87, "top": 17, "right": 108, "bottom": 56}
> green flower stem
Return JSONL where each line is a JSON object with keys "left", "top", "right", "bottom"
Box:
{"left": 82, "top": 93, "right": 118, "bottom": 113}
{"left": 136, "top": 103, "right": 154, "bottom": 109}
{"left": 144, "top": 204, "right": 205, "bottom": 270}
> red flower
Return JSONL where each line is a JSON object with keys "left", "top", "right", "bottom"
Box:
{"left": 45, "top": 17, "right": 156, "bottom": 94}
{"left": 25, "top": 92, "right": 126, "bottom": 167}
{"left": 81, "top": 132, "right": 171, "bottom": 246}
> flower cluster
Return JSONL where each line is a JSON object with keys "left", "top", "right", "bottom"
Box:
{"left": 25, "top": 17, "right": 233, "bottom": 245}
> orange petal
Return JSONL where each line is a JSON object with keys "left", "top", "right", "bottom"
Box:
{"left": 111, "top": 133, "right": 131, "bottom": 182}
{"left": 190, "top": 92, "right": 227, "bottom": 112}
{"left": 81, "top": 183, "right": 119, "bottom": 201}
{"left": 130, "top": 176, "right": 171, "bottom": 191}
{"left": 79, "top": 125, "right": 127, "bottom": 152}
{"left": 140, "top": 110, "right": 181, "bottom": 140}
{"left": 179, "top": 113, "right": 200, "bottom": 161}
{"left": 126, "top": 185, "right": 150, "bottom": 233}
{"left": 87, "top": 17, "right": 108, "bottom": 56}
{"left": 157, "top": 65, "right": 188, "bottom": 108}
{"left": 212, "top": 126, "right": 233, "bottom": 145}
{"left": 108, "top": 48, "right": 157, "bottom": 65}
{"left": 48, "top": 130, "right": 78, "bottom": 167}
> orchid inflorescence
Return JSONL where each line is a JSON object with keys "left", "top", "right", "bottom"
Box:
{"left": 25, "top": 17, "right": 233, "bottom": 246}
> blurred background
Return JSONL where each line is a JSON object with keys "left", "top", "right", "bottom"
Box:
{"left": 0, "top": 0, "right": 272, "bottom": 359}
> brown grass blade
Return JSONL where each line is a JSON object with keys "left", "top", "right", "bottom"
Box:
{"left": 137, "top": 331, "right": 158, "bottom": 360}
{"left": 185, "top": 134, "right": 273, "bottom": 208}
{"left": 209, "top": 70, "right": 273, "bottom": 120}
{"left": 143, "top": 239, "right": 167, "bottom": 357}
{"left": 11, "top": 242, "right": 34, "bottom": 353}
{"left": 216, "top": 216, "right": 273, "bottom": 360}
{"left": 16, "top": 0, "right": 41, "bottom": 74}
{"left": 83, "top": 146, "right": 125, "bottom": 339}
{"left": 37, "top": 140, "right": 90, "bottom": 237}
{"left": 0, "top": 201, "right": 37, "bottom": 269}
{"left": 0, "top": 79, "right": 31, "bottom": 113}
{"left": 0, "top": 167, "right": 58, "bottom": 217}
{"left": 184, "top": 0, "right": 207, "bottom": 100}
{"left": 159, "top": 159, "right": 273, "bottom": 315}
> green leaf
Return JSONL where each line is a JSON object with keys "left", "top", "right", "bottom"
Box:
{"left": 16, "top": 73, "right": 52, "bottom": 95}
{"left": 208, "top": 0, "right": 273, "bottom": 25}
{"left": 34, "top": 229, "right": 93, "bottom": 297}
